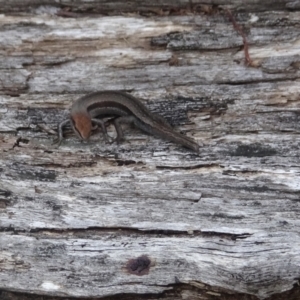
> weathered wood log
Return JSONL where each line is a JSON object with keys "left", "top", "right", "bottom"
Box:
{"left": 0, "top": 1, "right": 300, "bottom": 299}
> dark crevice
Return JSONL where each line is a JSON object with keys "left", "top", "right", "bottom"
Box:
{"left": 218, "top": 76, "right": 299, "bottom": 85}
{"left": 201, "top": 231, "right": 252, "bottom": 240}
{"left": 0, "top": 189, "right": 12, "bottom": 198}
{"left": 15, "top": 126, "right": 32, "bottom": 132}
{"left": 2, "top": 89, "right": 26, "bottom": 96}
{"left": 0, "top": 289, "right": 168, "bottom": 300}
{"left": 35, "top": 162, "right": 96, "bottom": 168}
{"left": 229, "top": 143, "right": 277, "bottom": 157}
{"left": 4, "top": 92, "right": 20, "bottom": 97}
{"left": 0, "top": 226, "right": 251, "bottom": 240}
{"left": 2, "top": 282, "right": 300, "bottom": 300}
{"left": 0, "top": 188, "right": 12, "bottom": 208}
{"left": 12, "top": 137, "right": 30, "bottom": 148}
{"left": 156, "top": 163, "right": 221, "bottom": 170}
{"left": 116, "top": 159, "right": 144, "bottom": 166}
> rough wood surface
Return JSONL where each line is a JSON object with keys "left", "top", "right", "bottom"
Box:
{"left": 0, "top": 1, "right": 300, "bottom": 299}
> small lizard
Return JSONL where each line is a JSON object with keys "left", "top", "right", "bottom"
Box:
{"left": 54, "top": 91, "right": 199, "bottom": 152}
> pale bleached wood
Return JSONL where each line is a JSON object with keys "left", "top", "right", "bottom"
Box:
{"left": 1, "top": 231, "right": 299, "bottom": 298}
{"left": 0, "top": 2, "right": 300, "bottom": 300}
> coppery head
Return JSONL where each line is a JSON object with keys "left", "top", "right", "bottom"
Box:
{"left": 71, "top": 113, "right": 92, "bottom": 140}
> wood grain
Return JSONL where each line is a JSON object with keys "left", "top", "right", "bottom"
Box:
{"left": 0, "top": 1, "right": 300, "bottom": 299}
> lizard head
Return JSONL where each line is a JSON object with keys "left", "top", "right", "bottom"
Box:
{"left": 71, "top": 113, "right": 92, "bottom": 141}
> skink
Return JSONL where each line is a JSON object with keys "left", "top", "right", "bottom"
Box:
{"left": 54, "top": 91, "right": 199, "bottom": 152}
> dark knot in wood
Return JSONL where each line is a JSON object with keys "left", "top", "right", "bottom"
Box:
{"left": 126, "top": 255, "right": 151, "bottom": 276}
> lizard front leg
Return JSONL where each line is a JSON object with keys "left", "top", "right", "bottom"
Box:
{"left": 52, "top": 119, "right": 70, "bottom": 147}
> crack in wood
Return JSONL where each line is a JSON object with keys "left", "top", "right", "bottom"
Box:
{"left": 0, "top": 227, "right": 252, "bottom": 241}
{"left": 219, "top": 77, "right": 299, "bottom": 85}
{"left": 116, "top": 159, "right": 145, "bottom": 166}
{"left": 156, "top": 163, "right": 221, "bottom": 170}
{"left": 12, "top": 137, "right": 29, "bottom": 149}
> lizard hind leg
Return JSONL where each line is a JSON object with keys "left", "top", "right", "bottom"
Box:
{"left": 113, "top": 116, "right": 137, "bottom": 144}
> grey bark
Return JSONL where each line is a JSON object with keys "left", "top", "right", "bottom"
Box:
{"left": 0, "top": 1, "right": 300, "bottom": 300}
